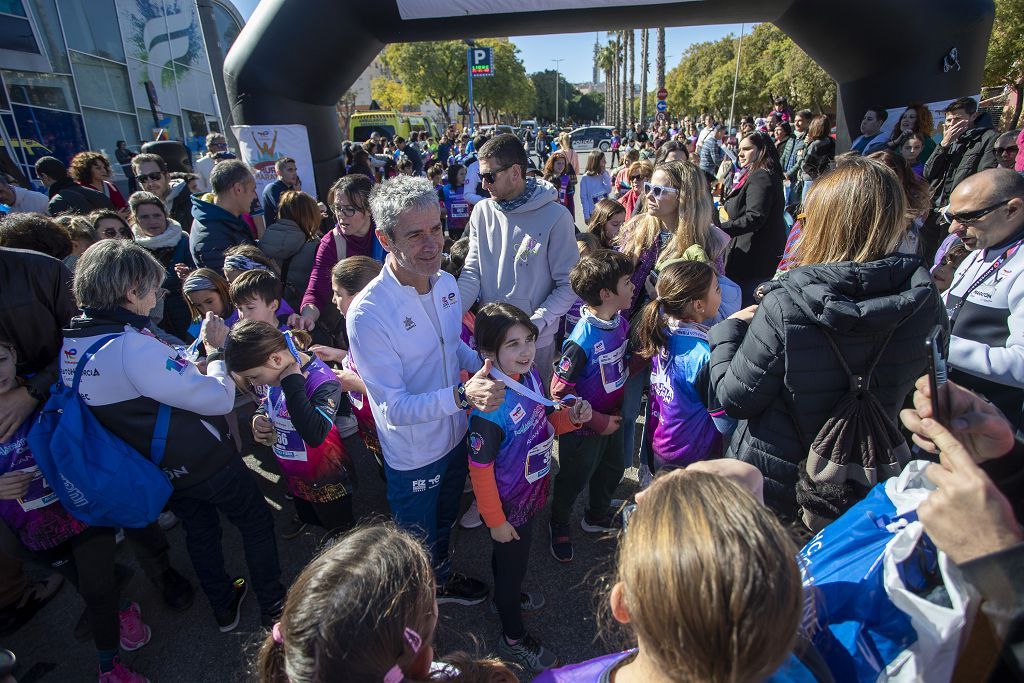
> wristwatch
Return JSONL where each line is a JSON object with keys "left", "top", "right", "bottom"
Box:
{"left": 456, "top": 383, "right": 470, "bottom": 410}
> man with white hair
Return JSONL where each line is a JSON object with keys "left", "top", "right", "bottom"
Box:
{"left": 346, "top": 175, "right": 504, "bottom": 605}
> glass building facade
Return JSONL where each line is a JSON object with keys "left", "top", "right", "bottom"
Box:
{"left": 0, "top": 0, "right": 242, "bottom": 187}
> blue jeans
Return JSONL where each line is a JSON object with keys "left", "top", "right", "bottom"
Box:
{"left": 168, "top": 457, "right": 285, "bottom": 614}
{"left": 385, "top": 440, "right": 467, "bottom": 585}
{"left": 621, "top": 366, "right": 651, "bottom": 469}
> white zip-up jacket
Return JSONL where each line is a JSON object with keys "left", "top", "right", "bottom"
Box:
{"left": 347, "top": 258, "right": 482, "bottom": 471}
{"left": 944, "top": 236, "right": 1024, "bottom": 423}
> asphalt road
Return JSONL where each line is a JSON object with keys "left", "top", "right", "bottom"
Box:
{"left": 6, "top": 436, "right": 642, "bottom": 683}
{"left": 5, "top": 152, "right": 641, "bottom": 683}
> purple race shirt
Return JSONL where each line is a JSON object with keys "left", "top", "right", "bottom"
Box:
{"left": 648, "top": 322, "right": 722, "bottom": 469}
{"left": 533, "top": 650, "right": 635, "bottom": 682}
{"left": 0, "top": 418, "right": 88, "bottom": 551}
{"left": 555, "top": 309, "right": 631, "bottom": 428}
{"left": 261, "top": 356, "right": 354, "bottom": 502}
{"left": 468, "top": 367, "right": 553, "bottom": 527}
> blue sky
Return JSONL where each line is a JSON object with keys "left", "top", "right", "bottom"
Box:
{"left": 228, "top": 1, "right": 743, "bottom": 84}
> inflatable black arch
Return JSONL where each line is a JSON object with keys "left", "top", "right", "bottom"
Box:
{"left": 224, "top": 0, "right": 994, "bottom": 197}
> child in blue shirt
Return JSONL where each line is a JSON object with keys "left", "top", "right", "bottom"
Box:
{"left": 548, "top": 250, "right": 635, "bottom": 563}
{"left": 632, "top": 261, "right": 733, "bottom": 473}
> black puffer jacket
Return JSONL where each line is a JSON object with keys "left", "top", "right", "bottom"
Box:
{"left": 708, "top": 255, "right": 947, "bottom": 517}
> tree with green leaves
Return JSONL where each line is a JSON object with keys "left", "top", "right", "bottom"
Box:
{"left": 984, "top": 0, "right": 1024, "bottom": 128}
{"left": 662, "top": 24, "right": 835, "bottom": 120}
{"left": 530, "top": 70, "right": 579, "bottom": 123}
{"left": 382, "top": 41, "right": 466, "bottom": 125}
{"left": 463, "top": 38, "right": 536, "bottom": 124}
{"left": 370, "top": 77, "right": 411, "bottom": 112}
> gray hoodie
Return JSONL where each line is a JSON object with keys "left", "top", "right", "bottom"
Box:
{"left": 458, "top": 177, "right": 579, "bottom": 349}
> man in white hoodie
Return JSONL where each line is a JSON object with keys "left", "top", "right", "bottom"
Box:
{"left": 347, "top": 175, "right": 504, "bottom": 606}
{"left": 459, "top": 134, "right": 580, "bottom": 386}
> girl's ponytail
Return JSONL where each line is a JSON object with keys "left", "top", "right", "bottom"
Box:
{"left": 256, "top": 630, "right": 287, "bottom": 683}
{"left": 632, "top": 297, "right": 667, "bottom": 360}
{"left": 631, "top": 261, "right": 716, "bottom": 359}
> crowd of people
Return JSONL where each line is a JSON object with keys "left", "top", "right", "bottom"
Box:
{"left": 0, "top": 92, "right": 1023, "bottom": 683}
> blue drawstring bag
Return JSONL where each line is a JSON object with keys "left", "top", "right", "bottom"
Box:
{"left": 28, "top": 335, "right": 173, "bottom": 528}
{"left": 799, "top": 461, "right": 976, "bottom": 683}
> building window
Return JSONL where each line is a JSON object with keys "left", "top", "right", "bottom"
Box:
{"left": 0, "top": 1, "right": 26, "bottom": 16}
{"left": 11, "top": 103, "right": 87, "bottom": 167}
{"left": 0, "top": 12, "right": 38, "bottom": 53}
{"left": 25, "top": 0, "right": 70, "bottom": 73}
{"left": 58, "top": 0, "right": 126, "bottom": 63}
{"left": 70, "top": 52, "right": 133, "bottom": 113}
{"left": 82, "top": 107, "right": 140, "bottom": 171}
{"left": 4, "top": 70, "right": 78, "bottom": 111}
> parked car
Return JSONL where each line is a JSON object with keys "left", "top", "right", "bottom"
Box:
{"left": 569, "top": 126, "right": 615, "bottom": 152}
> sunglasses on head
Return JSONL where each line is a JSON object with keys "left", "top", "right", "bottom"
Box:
{"left": 138, "top": 171, "right": 164, "bottom": 182}
{"left": 480, "top": 165, "right": 512, "bottom": 184}
{"left": 644, "top": 182, "right": 679, "bottom": 200}
{"left": 939, "top": 198, "right": 1012, "bottom": 226}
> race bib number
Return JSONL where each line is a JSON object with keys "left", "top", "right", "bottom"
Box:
{"left": 272, "top": 419, "right": 309, "bottom": 462}
{"left": 598, "top": 340, "right": 629, "bottom": 393}
{"left": 450, "top": 201, "right": 469, "bottom": 219}
{"left": 524, "top": 432, "right": 553, "bottom": 484}
{"left": 16, "top": 466, "right": 59, "bottom": 512}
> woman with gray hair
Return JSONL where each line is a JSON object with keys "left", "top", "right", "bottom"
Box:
{"left": 62, "top": 240, "right": 286, "bottom": 632}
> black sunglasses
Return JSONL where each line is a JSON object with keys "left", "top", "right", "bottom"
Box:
{"left": 995, "top": 146, "right": 1018, "bottom": 155}
{"left": 480, "top": 165, "right": 512, "bottom": 184}
{"left": 940, "top": 199, "right": 1012, "bottom": 225}
{"left": 138, "top": 171, "right": 164, "bottom": 182}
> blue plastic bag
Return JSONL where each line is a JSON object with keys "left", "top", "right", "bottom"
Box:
{"left": 799, "top": 461, "right": 975, "bottom": 683}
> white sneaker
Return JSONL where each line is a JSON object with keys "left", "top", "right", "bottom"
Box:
{"left": 459, "top": 500, "right": 483, "bottom": 529}
{"left": 157, "top": 510, "right": 179, "bottom": 531}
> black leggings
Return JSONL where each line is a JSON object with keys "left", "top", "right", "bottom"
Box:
{"left": 491, "top": 516, "right": 535, "bottom": 641}
{"left": 35, "top": 527, "right": 120, "bottom": 652}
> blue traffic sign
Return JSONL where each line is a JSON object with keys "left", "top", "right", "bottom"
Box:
{"left": 656, "top": 100, "right": 668, "bottom": 112}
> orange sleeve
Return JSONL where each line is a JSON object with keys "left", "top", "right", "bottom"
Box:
{"left": 548, "top": 409, "right": 579, "bottom": 436}
{"left": 468, "top": 462, "right": 506, "bottom": 528}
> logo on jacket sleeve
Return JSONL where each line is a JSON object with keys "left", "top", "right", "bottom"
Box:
{"left": 558, "top": 356, "right": 572, "bottom": 374}
{"left": 469, "top": 432, "right": 483, "bottom": 454}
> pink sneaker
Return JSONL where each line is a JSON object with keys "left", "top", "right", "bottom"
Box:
{"left": 98, "top": 656, "right": 149, "bottom": 682}
{"left": 118, "top": 602, "right": 152, "bottom": 651}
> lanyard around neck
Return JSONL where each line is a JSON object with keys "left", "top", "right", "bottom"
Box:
{"left": 489, "top": 365, "right": 577, "bottom": 410}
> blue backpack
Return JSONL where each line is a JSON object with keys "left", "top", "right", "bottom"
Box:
{"left": 28, "top": 334, "right": 173, "bottom": 528}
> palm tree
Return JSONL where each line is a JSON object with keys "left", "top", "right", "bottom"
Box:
{"left": 597, "top": 44, "right": 615, "bottom": 124}
{"left": 610, "top": 31, "right": 618, "bottom": 129}
{"left": 639, "top": 28, "right": 649, "bottom": 125}
{"left": 622, "top": 29, "right": 630, "bottom": 127}
{"left": 656, "top": 28, "right": 666, "bottom": 91}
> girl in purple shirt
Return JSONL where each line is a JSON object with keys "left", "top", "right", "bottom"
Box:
{"left": 632, "top": 261, "right": 731, "bottom": 472}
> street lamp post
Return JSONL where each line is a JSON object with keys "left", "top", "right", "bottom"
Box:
{"left": 464, "top": 39, "right": 476, "bottom": 134}
{"left": 552, "top": 58, "right": 565, "bottom": 126}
